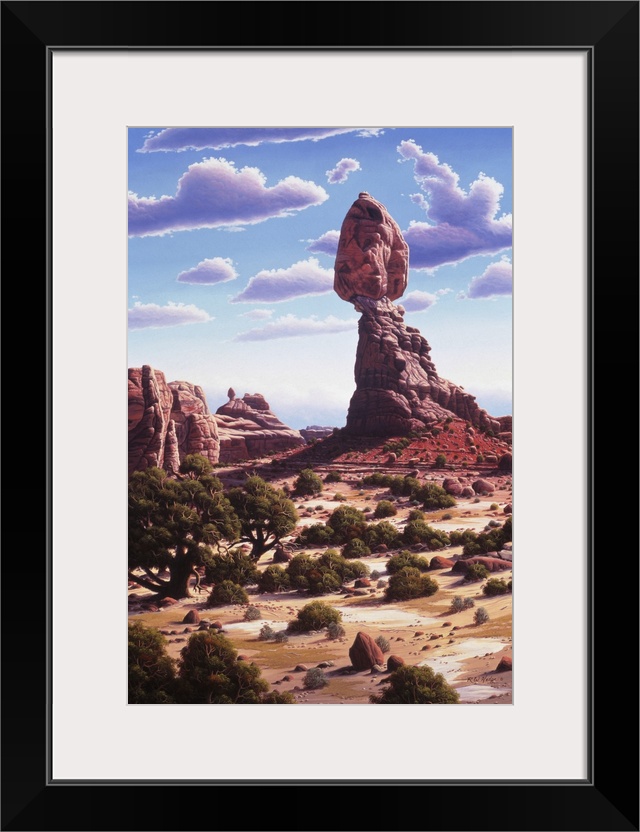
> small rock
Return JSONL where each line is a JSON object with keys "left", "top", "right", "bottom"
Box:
{"left": 387, "top": 655, "right": 405, "bottom": 672}
{"left": 158, "top": 597, "right": 178, "bottom": 607}
{"left": 496, "top": 656, "right": 512, "bottom": 672}
{"left": 294, "top": 664, "right": 309, "bottom": 672}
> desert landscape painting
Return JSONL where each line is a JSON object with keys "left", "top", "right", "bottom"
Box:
{"left": 128, "top": 126, "right": 513, "bottom": 704}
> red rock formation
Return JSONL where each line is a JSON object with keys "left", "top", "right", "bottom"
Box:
{"left": 452, "top": 557, "right": 512, "bottom": 574}
{"left": 182, "top": 610, "right": 200, "bottom": 624}
{"left": 348, "top": 631, "right": 385, "bottom": 670}
{"left": 214, "top": 392, "right": 304, "bottom": 462}
{"left": 472, "top": 478, "right": 495, "bottom": 495}
{"left": 334, "top": 192, "right": 409, "bottom": 302}
{"left": 334, "top": 195, "right": 501, "bottom": 438}
{"left": 128, "top": 366, "right": 174, "bottom": 475}
{"left": 496, "top": 656, "right": 512, "bottom": 672}
{"left": 429, "top": 555, "right": 455, "bottom": 570}
{"left": 386, "top": 655, "right": 406, "bottom": 672}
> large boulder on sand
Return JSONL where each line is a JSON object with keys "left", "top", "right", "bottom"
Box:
{"left": 349, "top": 632, "right": 385, "bottom": 670}
{"left": 442, "top": 478, "right": 463, "bottom": 496}
{"left": 429, "top": 555, "right": 455, "bottom": 570}
{"left": 453, "top": 557, "right": 512, "bottom": 574}
{"left": 472, "top": 479, "right": 494, "bottom": 495}
{"left": 496, "top": 656, "right": 512, "bottom": 672}
{"left": 387, "top": 655, "right": 405, "bottom": 672}
{"left": 182, "top": 609, "right": 200, "bottom": 624}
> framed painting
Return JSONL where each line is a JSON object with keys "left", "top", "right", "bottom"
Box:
{"left": 2, "top": 1, "right": 637, "bottom": 830}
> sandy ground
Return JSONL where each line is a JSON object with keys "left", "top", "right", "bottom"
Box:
{"left": 129, "top": 469, "right": 512, "bottom": 705}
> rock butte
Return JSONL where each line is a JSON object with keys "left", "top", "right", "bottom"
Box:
{"left": 335, "top": 193, "right": 501, "bottom": 437}
{"left": 128, "top": 366, "right": 303, "bottom": 474}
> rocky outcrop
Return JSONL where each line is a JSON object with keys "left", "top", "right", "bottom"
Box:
{"left": 452, "top": 557, "right": 512, "bottom": 574}
{"left": 472, "top": 479, "right": 495, "bottom": 495}
{"left": 128, "top": 366, "right": 175, "bottom": 474}
{"left": 348, "top": 631, "right": 385, "bottom": 671}
{"left": 214, "top": 392, "right": 304, "bottom": 462}
{"left": 299, "top": 426, "right": 336, "bottom": 443}
{"left": 429, "top": 555, "right": 455, "bottom": 570}
{"left": 343, "top": 297, "right": 500, "bottom": 437}
{"left": 128, "top": 366, "right": 221, "bottom": 475}
{"left": 334, "top": 194, "right": 500, "bottom": 438}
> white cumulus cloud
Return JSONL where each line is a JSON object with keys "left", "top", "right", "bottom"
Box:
{"left": 128, "top": 301, "right": 213, "bottom": 330}
{"left": 326, "top": 157, "right": 361, "bottom": 185}
{"left": 234, "top": 314, "right": 356, "bottom": 342}
{"left": 176, "top": 257, "right": 238, "bottom": 285}
{"left": 231, "top": 257, "right": 333, "bottom": 303}
{"left": 306, "top": 230, "right": 340, "bottom": 256}
{"left": 462, "top": 259, "right": 513, "bottom": 299}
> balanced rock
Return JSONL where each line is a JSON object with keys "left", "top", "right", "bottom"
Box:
{"left": 348, "top": 631, "right": 385, "bottom": 671}
{"left": 386, "top": 655, "right": 405, "bottom": 672}
{"left": 334, "top": 192, "right": 409, "bottom": 302}
{"left": 334, "top": 195, "right": 500, "bottom": 438}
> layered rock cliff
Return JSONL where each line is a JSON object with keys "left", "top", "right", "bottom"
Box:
{"left": 128, "top": 366, "right": 303, "bottom": 473}
{"left": 215, "top": 392, "right": 305, "bottom": 462}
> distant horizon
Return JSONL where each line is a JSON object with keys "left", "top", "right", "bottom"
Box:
{"left": 129, "top": 126, "right": 512, "bottom": 431}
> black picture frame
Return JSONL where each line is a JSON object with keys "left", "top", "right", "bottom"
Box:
{"left": 2, "top": 2, "right": 638, "bottom": 830}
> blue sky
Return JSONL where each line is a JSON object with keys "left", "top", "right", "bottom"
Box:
{"left": 128, "top": 127, "right": 512, "bottom": 429}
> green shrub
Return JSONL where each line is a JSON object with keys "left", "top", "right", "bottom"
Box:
{"left": 244, "top": 605, "right": 262, "bottom": 621}
{"left": 259, "top": 623, "right": 276, "bottom": 641}
{"left": 402, "top": 520, "right": 450, "bottom": 549}
{"left": 258, "top": 565, "right": 291, "bottom": 594}
{"left": 342, "top": 538, "right": 371, "bottom": 559}
{"left": 434, "top": 454, "right": 447, "bottom": 468}
{"left": 261, "top": 690, "right": 296, "bottom": 703}
{"left": 415, "top": 482, "right": 456, "bottom": 511}
{"left": 205, "top": 550, "right": 260, "bottom": 587}
{"left": 128, "top": 622, "right": 176, "bottom": 704}
{"left": 208, "top": 581, "right": 249, "bottom": 607}
{"left": 287, "top": 601, "right": 342, "bottom": 633}
{"left": 374, "top": 500, "right": 397, "bottom": 519}
{"left": 293, "top": 468, "right": 324, "bottom": 497}
{"left": 449, "top": 596, "right": 475, "bottom": 613}
{"left": 375, "top": 635, "right": 390, "bottom": 653}
{"left": 441, "top": 512, "right": 453, "bottom": 520}
{"left": 370, "top": 665, "right": 459, "bottom": 704}
{"left": 324, "top": 471, "right": 342, "bottom": 483}
{"left": 483, "top": 578, "right": 510, "bottom": 597}
{"left": 407, "top": 509, "right": 425, "bottom": 522}
{"left": 370, "top": 570, "right": 381, "bottom": 581}
{"left": 474, "top": 607, "right": 490, "bottom": 625}
{"left": 363, "top": 521, "right": 402, "bottom": 549}
{"left": 490, "top": 503, "right": 499, "bottom": 511}
{"left": 385, "top": 567, "right": 439, "bottom": 602}
{"left": 326, "top": 621, "right": 346, "bottom": 640}
{"left": 464, "top": 563, "right": 490, "bottom": 583}
{"left": 386, "top": 551, "right": 431, "bottom": 574}
{"left": 297, "top": 523, "right": 334, "bottom": 546}
{"left": 274, "top": 630, "right": 289, "bottom": 643}
{"left": 304, "top": 667, "right": 328, "bottom": 689}
{"left": 476, "top": 454, "right": 485, "bottom": 464}
{"left": 327, "top": 505, "right": 367, "bottom": 543}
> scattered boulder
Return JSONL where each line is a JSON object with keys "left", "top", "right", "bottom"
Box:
{"left": 294, "top": 664, "right": 309, "bottom": 672}
{"left": 387, "top": 655, "right": 405, "bottom": 672}
{"left": 503, "top": 503, "right": 512, "bottom": 514}
{"left": 498, "top": 453, "right": 513, "bottom": 472}
{"left": 472, "top": 479, "right": 494, "bottom": 495}
{"left": 443, "top": 478, "right": 463, "bottom": 496}
{"left": 282, "top": 675, "right": 293, "bottom": 682}
{"left": 211, "top": 621, "right": 222, "bottom": 630}
{"left": 158, "top": 597, "right": 178, "bottom": 607}
{"left": 429, "top": 555, "right": 455, "bottom": 570}
{"left": 354, "top": 578, "right": 371, "bottom": 588}
{"left": 182, "top": 609, "right": 200, "bottom": 624}
{"left": 273, "top": 545, "right": 292, "bottom": 564}
{"left": 316, "top": 661, "right": 334, "bottom": 668}
{"left": 348, "top": 632, "right": 385, "bottom": 671}
{"left": 496, "top": 656, "right": 512, "bottom": 672}
{"left": 460, "top": 487, "right": 475, "bottom": 498}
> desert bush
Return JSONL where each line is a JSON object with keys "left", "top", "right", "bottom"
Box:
{"left": 370, "top": 570, "right": 381, "bottom": 581}
{"left": 483, "top": 578, "right": 511, "bottom": 597}
{"left": 259, "top": 623, "right": 276, "bottom": 641}
{"left": 449, "top": 596, "right": 475, "bottom": 613}
{"left": 324, "top": 471, "right": 342, "bottom": 483}
{"left": 274, "top": 630, "right": 289, "bottom": 643}
{"left": 341, "top": 538, "right": 371, "bottom": 559}
{"left": 407, "top": 509, "right": 425, "bottom": 522}
{"left": 375, "top": 635, "right": 391, "bottom": 653}
{"left": 434, "top": 454, "right": 447, "bottom": 468}
{"left": 386, "top": 551, "right": 431, "bottom": 574}
{"left": 474, "top": 607, "right": 490, "bottom": 625}
{"left": 490, "top": 503, "right": 499, "bottom": 511}
{"left": 208, "top": 581, "right": 249, "bottom": 607}
{"left": 261, "top": 690, "right": 296, "bottom": 703}
{"left": 385, "top": 567, "right": 439, "bottom": 602}
{"left": 374, "top": 500, "right": 397, "bottom": 519}
{"left": 332, "top": 492, "right": 347, "bottom": 501}
{"left": 287, "top": 601, "right": 342, "bottom": 633}
{"left": 476, "top": 454, "right": 485, "bottom": 464}
{"left": 363, "top": 521, "right": 403, "bottom": 549}
{"left": 128, "top": 622, "right": 176, "bottom": 704}
{"left": 415, "top": 482, "right": 456, "bottom": 511}
{"left": 304, "top": 667, "right": 329, "bottom": 690}
{"left": 244, "top": 605, "right": 262, "bottom": 621}
{"left": 327, "top": 505, "right": 368, "bottom": 544}
{"left": 370, "top": 665, "right": 459, "bottom": 704}
{"left": 293, "top": 468, "right": 324, "bottom": 497}
{"left": 297, "top": 523, "right": 334, "bottom": 546}
{"left": 205, "top": 550, "right": 260, "bottom": 587}
{"left": 463, "top": 563, "right": 490, "bottom": 583}
{"left": 441, "top": 512, "right": 453, "bottom": 520}
{"left": 257, "top": 565, "right": 291, "bottom": 594}
{"left": 326, "top": 621, "right": 346, "bottom": 640}
{"left": 377, "top": 579, "right": 387, "bottom": 589}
